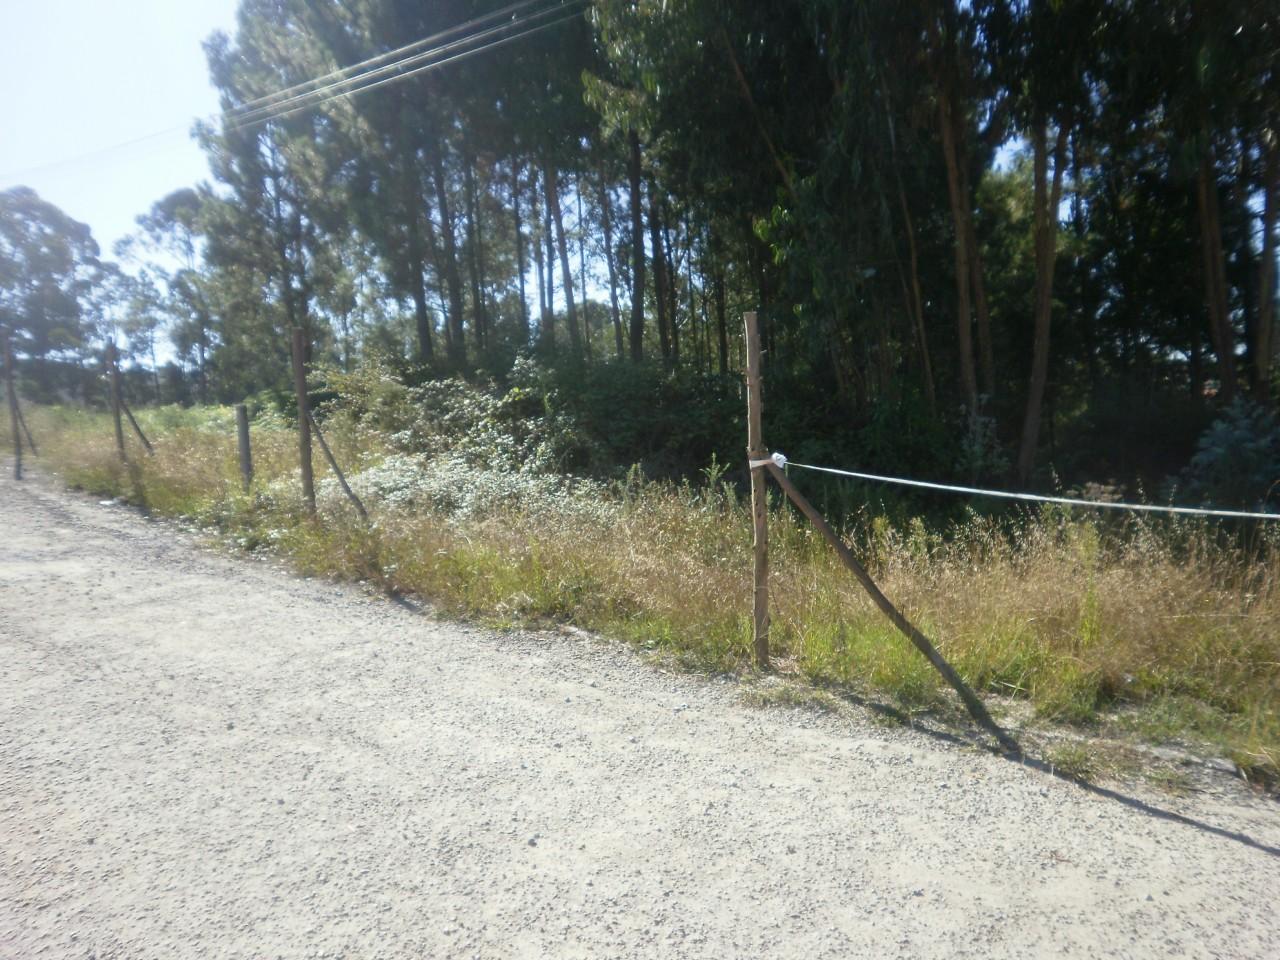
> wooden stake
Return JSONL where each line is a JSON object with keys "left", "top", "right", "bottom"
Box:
{"left": 764, "top": 462, "right": 1020, "bottom": 754}
{"left": 15, "top": 401, "right": 37, "bottom": 456}
{"left": 744, "top": 310, "right": 770, "bottom": 668}
{"left": 106, "top": 342, "right": 126, "bottom": 463}
{"left": 308, "top": 411, "right": 369, "bottom": 523}
{"left": 120, "top": 400, "right": 153, "bottom": 455}
{"left": 235, "top": 403, "right": 253, "bottom": 492}
{"left": 4, "top": 326, "right": 21, "bottom": 481}
{"left": 290, "top": 328, "right": 316, "bottom": 516}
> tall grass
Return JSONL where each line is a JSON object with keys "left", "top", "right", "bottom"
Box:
{"left": 26, "top": 403, "right": 1280, "bottom": 781}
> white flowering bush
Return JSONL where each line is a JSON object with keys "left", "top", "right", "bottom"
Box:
{"left": 317, "top": 452, "right": 619, "bottom": 524}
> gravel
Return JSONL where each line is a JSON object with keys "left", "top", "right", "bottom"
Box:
{"left": 2, "top": 474, "right": 1279, "bottom": 959}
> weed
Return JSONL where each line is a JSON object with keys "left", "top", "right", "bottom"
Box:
{"left": 25, "top": 402, "right": 1280, "bottom": 782}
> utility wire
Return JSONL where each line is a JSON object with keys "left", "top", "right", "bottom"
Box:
{"left": 222, "top": 8, "right": 586, "bottom": 134}
{"left": 225, "top": 0, "right": 585, "bottom": 129}
{"left": 227, "top": 0, "right": 563, "bottom": 118}
{"left": 0, "top": 0, "right": 585, "bottom": 183}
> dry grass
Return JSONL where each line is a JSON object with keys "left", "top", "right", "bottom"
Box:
{"left": 25, "top": 404, "right": 1280, "bottom": 783}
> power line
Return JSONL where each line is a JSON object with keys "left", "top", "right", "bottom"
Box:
{"left": 0, "top": 0, "right": 585, "bottom": 184}
{"left": 222, "top": 9, "right": 586, "bottom": 134}
{"left": 225, "top": 0, "right": 585, "bottom": 130}
{"left": 0, "top": 126, "right": 190, "bottom": 184}
{"left": 227, "top": 0, "right": 561, "bottom": 118}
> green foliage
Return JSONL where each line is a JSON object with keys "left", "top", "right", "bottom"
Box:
{"left": 0, "top": 186, "right": 101, "bottom": 361}
{"left": 1177, "top": 399, "right": 1280, "bottom": 510}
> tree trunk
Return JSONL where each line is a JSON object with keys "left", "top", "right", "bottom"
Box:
{"left": 543, "top": 182, "right": 557, "bottom": 350}
{"left": 648, "top": 176, "right": 671, "bottom": 364}
{"left": 598, "top": 165, "right": 624, "bottom": 360}
{"left": 428, "top": 133, "right": 467, "bottom": 368}
{"left": 404, "top": 187, "right": 434, "bottom": 364}
{"left": 897, "top": 178, "right": 937, "bottom": 413}
{"left": 150, "top": 340, "right": 161, "bottom": 403}
{"left": 1256, "top": 137, "right": 1278, "bottom": 402}
{"left": 1016, "top": 124, "right": 1068, "bottom": 485}
{"left": 545, "top": 160, "right": 582, "bottom": 361}
{"left": 665, "top": 214, "right": 680, "bottom": 366}
{"left": 512, "top": 161, "right": 530, "bottom": 346}
{"left": 962, "top": 207, "right": 993, "bottom": 399}
{"left": 627, "top": 130, "right": 646, "bottom": 361}
{"left": 714, "top": 264, "right": 729, "bottom": 376}
{"left": 962, "top": 156, "right": 996, "bottom": 397}
{"left": 937, "top": 86, "right": 979, "bottom": 417}
{"left": 462, "top": 145, "right": 487, "bottom": 353}
{"left": 576, "top": 173, "right": 592, "bottom": 359}
{"left": 532, "top": 179, "right": 548, "bottom": 343}
{"left": 397, "top": 110, "right": 433, "bottom": 362}
{"left": 1196, "top": 145, "right": 1236, "bottom": 403}
{"left": 419, "top": 185, "right": 451, "bottom": 357}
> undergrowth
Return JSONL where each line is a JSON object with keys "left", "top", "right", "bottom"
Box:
{"left": 25, "top": 399, "right": 1280, "bottom": 785}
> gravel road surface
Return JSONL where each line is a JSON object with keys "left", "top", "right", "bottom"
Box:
{"left": 2, "top": 474, "right": 1278, "bottom": 959}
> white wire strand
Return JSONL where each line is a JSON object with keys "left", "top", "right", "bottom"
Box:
{"left": 222, "top": 9, "right": 585, "bottom": 134}
{"left": 226, "top": 0, "right": 557, "bottom": 117}
{"left": 225, "top": 0, "right": 585, "bottom": 128}
{"left": 0, "top": 1, "right": 582, "bottom": 182}
{"left": 782, "top": 460, "right": 1280, "bottom": 522}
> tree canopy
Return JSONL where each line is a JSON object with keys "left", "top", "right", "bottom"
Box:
{"left": 3, "top": 0, "right": 1278, "bottom": 501}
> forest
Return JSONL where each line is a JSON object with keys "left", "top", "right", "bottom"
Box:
{"left": 3, "top": 0, "right": 1279, "bottom": 504}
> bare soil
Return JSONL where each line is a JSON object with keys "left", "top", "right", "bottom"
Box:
{"left": 2, "top": 473, "right": 1278, "bottom": 959}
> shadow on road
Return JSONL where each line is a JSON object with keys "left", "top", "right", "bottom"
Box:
{"left": 830, "top": 688, "right": 1280, "bottom": 860}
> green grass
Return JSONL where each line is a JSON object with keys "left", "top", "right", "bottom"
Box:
{"left": 23, "top": 402, "right": 1280, "bottom": 785}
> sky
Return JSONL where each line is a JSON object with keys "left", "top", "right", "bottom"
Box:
{"left": 0, "top": 0, "right": 241, "bottom": 257}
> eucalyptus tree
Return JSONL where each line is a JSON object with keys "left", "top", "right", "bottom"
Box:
{"left": 0, "top": 187, "right": 100, "bottom": 367}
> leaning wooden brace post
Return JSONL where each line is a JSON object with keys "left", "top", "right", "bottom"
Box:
{"left": 308, "top": 411, "right": 369, "bottom": 523}
{"left": 764, "top": 461, "right": 1021, "bottom": 755}
{"left": 235, "top": 403, "right": 253, "bottom": 492}
{"left": 4, "top": 326, "right": 22, "bottom": 481}
{"left": 106, "top": 342, "right": 126, "bottom": 462}
{"left": 290, "top": 327, "right": 316, "bottom": 516}
{"left": 120, "top": 400, "right": 154, "bottom": 455}
{"left": 16, "top": 401, "right": 37, "bottom": 456}
{"left": 744, "top": 310, "right": 770, "bottom": 669}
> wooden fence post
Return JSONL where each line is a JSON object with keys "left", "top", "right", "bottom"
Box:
{"left": 4, "top": 326, "right": 21, "bottom": 481}
{"left": 744, "top": 310, "right": 770, "bottom": 669}
{"left": 120, "top": 400, "right": 154, "bottom": 455}
{"left": 308, "top": 411, "right": 369, "bottom": 522}
{"left": 106, "top": 342, "right": 126, "bottom": 463}
{"left": 290, "top": 327, "right": 316, "bottom": 516}
{"left": 235, "top": 403, "right": 253, "bottom": 492}
{"left": 16, "top": 402, "right": 37, "bottom": 456}
{"left": 764, "top": 461, "right": 1021, "bottom": 754}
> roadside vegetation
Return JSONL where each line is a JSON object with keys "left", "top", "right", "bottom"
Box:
{"left": 27, "top": 372, "right": 1279, "bottom": 786}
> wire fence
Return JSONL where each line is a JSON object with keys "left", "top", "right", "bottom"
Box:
{"left": 757, "top": 453, "right": 1280, "bottom": 522}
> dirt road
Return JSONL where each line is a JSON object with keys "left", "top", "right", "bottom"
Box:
{"left": 2, "top": 475, "right": 1278, "bottom": 959}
